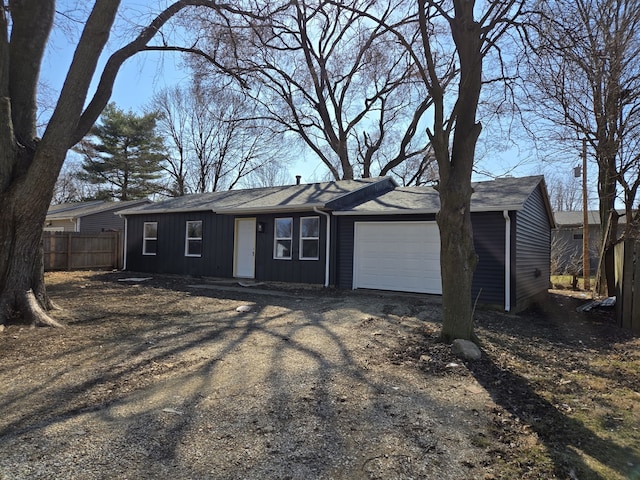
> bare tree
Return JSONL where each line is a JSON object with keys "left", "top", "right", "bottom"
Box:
{"left": 153, "top": 86, "right": 190, "bottom": 196}
{"left": 188, "top": 0, "right": 434, "bottom": 181}
{"left": 545, "top": 168, "right": 583, "bottom": 212}
{"left": 240, "top": 158, "right": 292, "bottom": 188}
{"left": 350, "top": 0, "right": 525, "bottom": 342}
{"left": 0, "top": 0, "right": 275, "bottom": 326}
{"left": 391, "top": 147, "right": 439, "bottom": 186}
{"left": 51, "top": 158, "right": 94, "bottom": 204}
{"left": 523, "top": 0, "right": 640, "bottom": 291}
{"left": 153, "top": 78, "right": 292, "bottom": 194}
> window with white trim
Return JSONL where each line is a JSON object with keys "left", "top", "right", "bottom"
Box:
{"left": 185, "top": 220, "right": 203, "bottom": 257}
{"left": 143, "top": 222, "right": 158, "bottom": 255}
{"left": 299, "top": 216, "right": 320, "bottom": 260}
{"left": 274, "top": 217, "right": 292, "bottom": 259}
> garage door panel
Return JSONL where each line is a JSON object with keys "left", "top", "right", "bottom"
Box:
{"left": 353, "top": 222, "right": 442, "bottom": 294}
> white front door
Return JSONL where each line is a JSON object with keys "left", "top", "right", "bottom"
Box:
{"left": 234, "top": 218, "right": 256, "bottom": 278}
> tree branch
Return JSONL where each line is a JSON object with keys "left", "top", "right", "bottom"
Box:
{"left": 72, "top": 0, "right": 282, "bottom": 147}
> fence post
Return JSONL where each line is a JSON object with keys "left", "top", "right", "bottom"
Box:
{"left": 620, "top": 239, "right": 634, "bottom": 330}
{"left": 632, "top": 241, "right": 640, "bottom": 332}
{"left": 66, "top": 232, "right": 72, "bottom": 271}
{"left": 118, "top": 231, "right": 124, "bottom": 269}
{"left": 112, "top": 232, "right": 122, "bottom": 270}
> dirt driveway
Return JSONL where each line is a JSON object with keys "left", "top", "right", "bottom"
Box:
{"left": 0, "top": 271, "right": 638, "bottom": 480}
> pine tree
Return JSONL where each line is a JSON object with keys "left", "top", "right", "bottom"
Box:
{"left": 77, "top": 103, "right": 167, "bottom": 200}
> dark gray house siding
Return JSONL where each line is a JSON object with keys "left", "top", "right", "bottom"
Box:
{"left": 79, "top": 210, "right": 127, "bottom": 234}
{"left": 335, "top": 214, "right": 438, "bottom": 290}
{"left": 125, "top": 211, "right": 232, "bottom": 277}
{"left": 515, "top": 186, "right": 552, "bottom": 309}
{"left": 120, "top": 176, "right": 553, "bottom": 312}
{"left": 125, "top": 211, "right": 327, "bottom": 284}
{"left": 552, "top": 227, "right": 599, "bottom": 275}
{"left": 552, "top": 210, "right": 624, "bottom": 276}
{"left": 46, "top": 200, "right": 150, "bottom": 233}
{"left": 252, "top": 212, "right": 327, "bottom": 285}
{"left": 471, "top": 212, "right": 509, "bottom": 307}
{"left": 335, "top": 212, "right": 511, "bottom": 307}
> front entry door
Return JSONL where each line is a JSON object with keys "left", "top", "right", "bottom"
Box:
{"left": 234, "top": 218, "right": 256, "bottom": 278}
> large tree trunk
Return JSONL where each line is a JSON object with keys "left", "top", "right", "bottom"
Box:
{"left": 0, "top": 154, "right": 63, "bottom": 327}
{"left": 597, "top": 157, "right": 618, "bottom": 295}
{"left": 2, "top": 0, "right": 254, "bottom": 328}
{"left": 433, "top": 1, "right": 483, "bottom": 343}
{"left": 0, "top": 0, "right": 124, "bottom": 326}
{"left": 436, "top": 176, "right": 478, "bottom": 342}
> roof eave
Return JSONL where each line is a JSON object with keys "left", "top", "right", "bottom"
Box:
{"left": 215, "top": 203, "right": 327, "bottom": 215}
{"left": 333, "top": 205, "right": 524, "bottom": 216}
{"left": 46, "top": 216, "right": 77, "bottom": 221}
{"left": 333, "top": 208, "right": 437, "bottom": 216}
{"left": 118, "top": 207, "right": 211, "bottom": 216}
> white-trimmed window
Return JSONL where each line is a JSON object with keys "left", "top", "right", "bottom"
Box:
{"left": 299, "top": 216, "right": 320, "bottom": 260}
{"left": 274, "top": 217, "right": 293, "bottom": 259}
{"left": 143, "top": 222, "right": 158, "bottom": 255}
{"left": 185, "top": 220, "right": 203, "bottom": 257}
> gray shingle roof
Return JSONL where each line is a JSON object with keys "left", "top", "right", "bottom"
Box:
{"left": 116, "top": 175, "right": 553, "bottom": 222}
{"left": 118, "top": 178, "right": 387, "bottom": 215}
{"left": 333, "top": 175, "right": 548, "bottom": 215}
{"left": 47, "top": 199, "right": 150, "bottom": 220}
{"left": 554, "top": 210, "right": 626, "bottom": 226}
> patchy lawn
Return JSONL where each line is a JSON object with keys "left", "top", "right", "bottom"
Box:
{"left": 0, "top": 271, "right": 637, "bottom": 480}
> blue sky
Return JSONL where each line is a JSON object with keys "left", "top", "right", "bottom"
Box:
{"left": 39, "top": 2, "right": 598, "bottom": 201}
{"left": 42, "top": 25, "right": 188, "bottom": 114}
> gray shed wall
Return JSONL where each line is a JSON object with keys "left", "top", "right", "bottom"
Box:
{"left": 515, "top": 186, "right": 552, "bottom": 309}
{"left": 471, "top": 212, "right": 509, "bottom": 307}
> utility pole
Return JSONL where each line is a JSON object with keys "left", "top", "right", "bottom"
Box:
{"left": 582, "top": 138, "right": 590, "bottom": 291}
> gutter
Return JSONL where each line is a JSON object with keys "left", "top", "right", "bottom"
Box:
{"left": 313, "top": 207, "right": 331, "bottom": 288}
{"left": 503, "top": 210, "right": 511, "bottom": 312}
{"left": 216, "top": 203, "right": 326, "bottom": 215}
{"left": 123, "top": 216, "right": 128, "bottom": 270}
{"left": 332, "top": 205, "right": 527, "bottom": 216}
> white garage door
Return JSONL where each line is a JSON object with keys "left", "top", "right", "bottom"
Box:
{"left": 353, "top": 221, "right": 441, "bottom": 294}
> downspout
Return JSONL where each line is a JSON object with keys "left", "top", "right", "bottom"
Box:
{"left": 503, "top": 210, "right": 511, "bottom": 312}
{"left": 314, "top": 207, "right": 331, "bottom": 287}
{"left": 123, "top": 216, "right": 128, "bottom": 271}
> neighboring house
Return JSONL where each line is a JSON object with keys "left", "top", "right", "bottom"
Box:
{"left": 45, "top": 199, "right": 151, "bottom": 234}
{"left": 119, "top": 175, "right": 554, "bottom": 312}
{"left": 552, "top": 210, "right": 625, "bottom": 276}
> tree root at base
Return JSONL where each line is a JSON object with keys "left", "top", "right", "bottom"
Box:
{"left": 21, "top": 289, "right": 65, "bottom": 328}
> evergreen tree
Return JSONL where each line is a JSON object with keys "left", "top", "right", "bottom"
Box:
{"left": 77, "top": 103, "right": 167, "bottom": 200}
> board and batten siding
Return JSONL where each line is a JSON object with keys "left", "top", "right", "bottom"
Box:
{"left": 252, "top": 212, "right": 327, "bottom": 285}
{"left": 515, "top": 185, "right": 552, "bottom": 309}
{"left": 125, "top": 211, "right": 327, "bottom": 284}
{"left": 125, "top": 211, "right": 234, "bottom": 277}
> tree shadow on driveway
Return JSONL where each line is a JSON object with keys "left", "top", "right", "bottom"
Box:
{"left": 0, "top": 272, "right": 495, "bottom": 479}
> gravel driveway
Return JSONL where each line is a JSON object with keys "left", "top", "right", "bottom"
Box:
{"left": 0, "top": 271, "right": 636, "bottom": 480}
